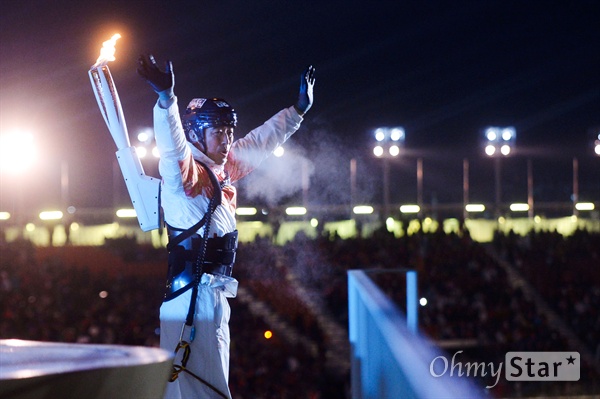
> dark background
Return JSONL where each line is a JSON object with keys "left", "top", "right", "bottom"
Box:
{"left": 1, "top": 0, "right": 598, "bottom": 215}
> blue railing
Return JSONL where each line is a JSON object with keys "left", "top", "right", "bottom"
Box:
{"left": 348, "top": 269, "right": 484, "bottom": 399}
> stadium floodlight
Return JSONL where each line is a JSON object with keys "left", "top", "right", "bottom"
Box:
{"left": 236, "top": 207, "right": 258, "bottom": 216}
{"left": 0, "top": 131, "right": 37, "bottom": 175}
{"left": 137, "top": 129, "right": 151, "bottom": 143}
{"left": 372, "top": 127, "right": 405, "bottom": 219}
{"left": 273, "top": 146, "right": 285, "bottom": 157}
{"left": 575, "top": 202, "right": 595, "bottom": 211}
{"left": 116, "top": 208, "right": 137, "bottom": 218}
{"left": 484, "top": 126, "right": 515, "bottom": 157}
{"left": 39, "top": 211, "right": 64, "bottom": 221}
{"left": 135, "top": 128, "right": 159, "bottom": 160}
{"left": 285, "top": 206, "right": 307, "bottom": 216}
{"left": 400, "top": 204, "right": 420, "bottom": 214}
{"left": 484, "top": 126, "right": 516, "bottom": 218}
{"left": 390, "top": 127, "right": 405, "bottom": 141}
{"left": 0, "top": 212, "right": 11, "bottom": 220}
{"left": 509, "top": 203, "right": 529, "bottom": 212}
{"left": 135, "top": 146, "right": 148, "bottom": 158}
{"left": 595, "top": 137, "right": 600, "bottom": 156}
{"left": 353, "top": 205, "right": 374, "bottom": 215}
{"left": 373, "top": 146, "right": 384, "bottom": 157}
{"left": 465, "top": 204, "right": 485, "bottom": 213}
{"left": 372, "top": 127, "right": 405, "bottom": 157}
{"left": 501, "top": 127, "right": 515, "bottom": 141}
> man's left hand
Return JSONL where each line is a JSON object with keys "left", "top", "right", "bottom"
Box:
{"left": 295, "top": 65, "right": 316, "bottom": 115}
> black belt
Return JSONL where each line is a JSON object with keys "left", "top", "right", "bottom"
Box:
{"left": 164, "top": 230, "right": 238, "bottom": 302}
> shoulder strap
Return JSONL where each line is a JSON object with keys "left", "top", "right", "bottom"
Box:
{"left": 166, "top": 162, "right": 222, "bottom": 252}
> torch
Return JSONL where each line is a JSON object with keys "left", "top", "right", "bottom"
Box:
{"left": 89, "top": 34, "right": 160, "bottom": 231}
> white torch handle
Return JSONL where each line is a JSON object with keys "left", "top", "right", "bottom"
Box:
{"left": 115, "top": 147, "right": 161, "bottom": 232}
{"left": 89, "top": 65, "right": 161, "bottom": 232}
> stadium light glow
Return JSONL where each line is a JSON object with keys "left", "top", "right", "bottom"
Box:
{"left": 135, "top": 128, "right": 159, "bottom": 160}
{"left": 273, "top": 146, "right": 285, "bottom": 157}
{"left": 484, "top": 126, "right": 515, "bottom": 157}
{"left": 0, "top": 131, "right": 37, "bottom": 175}
{"left": 236, "top": 207, "right": 258, "bottom": 216}
{"left": 353, "top": 205, "right": 374, "bottom": 215}
{"left": 400, "top": 204, "right": 420, "bottom": 214}
{"left": 0, "top": 212, "right": 11, "bottom": 220}
{"left": 510, "top": 203, "right": 529, "bottom": 212}
{"left": 390, "top": 128, "right": 405, "bottom": 141}
{"left": 137, "top": 131, "right": 150, "bottom": 143}
{"left": 465, "top": 204, "right": 485, "bottom": 213}
{"left": 39, "top": 211, "right": 63, "bottom": 221}
{"left": 285, "top": 206, "right": 307, "bottom": 216}
{"left": 501, "top": 128, "right": 514, "bottom": 141}
{"left": 116, "top": 208, "right": 137, "bottom": 218}
{"left": 135, "top": 146, "right": 148, "bottom": 158}
{"left": 385, "top": 217, "right": 395, "bottom": 231}
{"left": 575, "top": 202, "right": 595, "bottom": 211}
{"left": 372, "top": 127, "right": 404, "bottom": 158}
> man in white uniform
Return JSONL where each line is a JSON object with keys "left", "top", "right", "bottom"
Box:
{"left": 137, "top": 54, "right": 315, "bottom": 398}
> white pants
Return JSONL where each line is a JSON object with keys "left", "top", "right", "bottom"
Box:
{"left": 160, "top": 274, "right": 237, "bottom": 399}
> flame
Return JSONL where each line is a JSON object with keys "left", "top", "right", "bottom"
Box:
{"left": 92, "top": 34, "right": 121, "bottom": 68}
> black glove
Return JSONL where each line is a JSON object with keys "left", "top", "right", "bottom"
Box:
{"left": 295, "top": 65, "right": 316, "bottom": 115}
{"left": 137, "top": 54, "right": 174, "bottom": 98}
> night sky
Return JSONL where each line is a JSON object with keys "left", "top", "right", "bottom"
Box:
{"left": 1, "top": 1, "right": 599, "bottom": 215}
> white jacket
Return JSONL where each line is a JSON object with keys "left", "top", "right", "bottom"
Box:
{"left": 153, "top": 97, "right": 304, "bottom": 236}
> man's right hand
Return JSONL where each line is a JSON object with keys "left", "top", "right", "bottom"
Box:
{"left": 137, "top": 54, "right": 174, "bottom": 96}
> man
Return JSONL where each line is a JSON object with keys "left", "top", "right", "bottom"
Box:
{"left": 137, "top": 54, "right": 315, "bottom": 399}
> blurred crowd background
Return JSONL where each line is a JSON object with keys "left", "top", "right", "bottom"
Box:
{"left": 1, "top": 225, "right": 599, "bottom": 398}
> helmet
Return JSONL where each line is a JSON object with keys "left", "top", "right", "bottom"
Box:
{"left": 182, "top": 98, "right": 237, "bottom": 146}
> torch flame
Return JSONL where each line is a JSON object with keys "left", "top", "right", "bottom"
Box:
{"left": 92, "top": 34, "right": 121, "bottom": 68}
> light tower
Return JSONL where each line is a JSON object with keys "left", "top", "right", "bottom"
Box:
{"left": 373, "top": 127, "right": 405, "bottom": 218}
{"left": 484, "top": 126, "right": 516, "bottom": 217}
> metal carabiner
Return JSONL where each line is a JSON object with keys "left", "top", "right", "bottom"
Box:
{"left": 179, "top": 322, "right": 196, "bottom": 343}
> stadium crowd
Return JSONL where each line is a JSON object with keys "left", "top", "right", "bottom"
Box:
{"left": 1, "top": 222, "right": 599, "bottom": 397}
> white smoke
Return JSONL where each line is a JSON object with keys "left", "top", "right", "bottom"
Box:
{"left": 240, "top": 140, "right": 313, "bottom": 206}
{"left": 238, "top": 127, "right": 378, "bottom": 208}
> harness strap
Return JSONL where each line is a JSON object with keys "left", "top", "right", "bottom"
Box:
{"left": 166, "top": 163, "right": 222, "bottom": 252}
{"left": 185, "top": 163, "right": 223, "bottom": 327}
{"left": 167, "top": 161, "right": 228, "bottom": 392}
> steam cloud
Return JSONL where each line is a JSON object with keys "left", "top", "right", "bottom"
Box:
{"left": 238, "top": 127, "right": 378, "bottom": 208}
{"left": 240, "top": 141, "right": 313, "bottom": 206}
